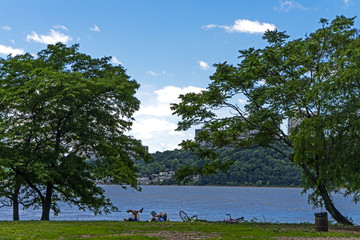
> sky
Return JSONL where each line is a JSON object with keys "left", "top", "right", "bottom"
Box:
{"left": 0, "top": 0, "right": 358, "bottom": 153}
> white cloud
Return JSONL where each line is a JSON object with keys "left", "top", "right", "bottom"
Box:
{"left": 90, "top": 24, "right": 100, "bottom": 32}
{"left": 54, "top": 25, "right": 69, "bottom": 31}
{"left": 147, "top": 70, "right": 166, "bottom": 76}
{"left": 202, "top": 24, "right": 217, "bottom": 30}
{"left": 203, "top": 19, "right": 276, "bottom": 34}
{"left": 2, "top": 25, "right": 12, "bottom": 31}
{"left": 10, "top": 40, "right": 15, "bottom": 45}
{"left": 135, "top": 86, "right": 205, "bottom": 117}
{"left": 26, "top": 29, "right": 72, "bottom": 44}
{"left": 130, "top": 116, "right": 189, "bottom": 152}
{"left": 131, "top": 85, "right": 206, "bottom": 152}
{"left": 147, "top": 70, "right": 160, "bottom": 76}
{"left": 0, "top": 44, "right": 24, "bottom": 56}
{"left": 135, "top": 104, "right": 171, "bottom": 117}
{"left": 155, "top": 86, "right": 205, "bottom": 106}
{"left": 343, "top": 0, "right": 352, "bottom": 6}
{"left": 274, "top": 1, "right": 308, "bottom": 12}
{"left": 199, "top": 60, "right": 210, "bottom": 70}
{"left": 238, "top": 98, "right": 247, "bottom": 105}
{"left": 131, "top": 118, "right": 179, "bottom": 140}
{"left": 111, "top": 56, "right": 122, "bottom": 65}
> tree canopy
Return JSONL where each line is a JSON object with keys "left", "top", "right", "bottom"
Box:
{"left": 171, "top": 16, "right": 360, "bottom": 225}
{"left": 0, "top": 43, "right": 151, "bottom": 220}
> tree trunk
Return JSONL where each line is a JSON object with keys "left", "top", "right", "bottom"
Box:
{"left": 301, "top": 164, "right": 352, "bottom": 225}
{"left": 12, "top": 176, "right": 22, "bottom": 221}
{"left": 318, "top": 184, "right": 353, "bottom": 225}
{"left": 41, "top": 183, "right": 53, "bottom": 221}
{"left": 12, "top": 191, "right": 19, "bottom": 221}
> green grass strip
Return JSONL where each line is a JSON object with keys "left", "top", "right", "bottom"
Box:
{"left": 0, "top": 221, "right": 358, "bottom": 240}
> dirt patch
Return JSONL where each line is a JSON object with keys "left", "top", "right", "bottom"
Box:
{"left": 145, "top": 230, "right": 220, "bottom": 240}
{"left": 276, "top": 238, "right": 360, "bottom": 240}
{"left": 330, "top": 225, "right": 360, "bottom": 234}
{"left": 117, "top": 230, "right": 220, "bottom": 240}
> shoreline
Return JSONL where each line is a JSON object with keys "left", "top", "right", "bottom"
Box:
{"left": 98, "top": 183, "right": 302, "bottom": 189}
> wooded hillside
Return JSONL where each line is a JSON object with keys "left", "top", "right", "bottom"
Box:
{"left": 135, "top": 147, "right": 302, "bottom": 187}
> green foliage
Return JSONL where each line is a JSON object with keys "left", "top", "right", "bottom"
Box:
{"left": 136, "top": 148, "right": 301, "bottom": 187}
{"left": 0, "top": 43, "right": 151, "bottom": 220}
{"left": 171, "top": 16, "right": 360, "bottom": 225}
{"left": 199, "top": 148, "right": 301, "bottom": 187}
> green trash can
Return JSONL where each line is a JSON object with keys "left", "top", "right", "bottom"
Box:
{"left": 314, "top": 212, "right": 328, "bottom": 232}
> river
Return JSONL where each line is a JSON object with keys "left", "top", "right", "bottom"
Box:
{"left": 0, "top": 185, "right": 358, "bottom": 224}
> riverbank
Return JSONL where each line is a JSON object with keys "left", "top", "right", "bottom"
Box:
{"left": 0, "top": 221, "right": 359, "bottom": 240}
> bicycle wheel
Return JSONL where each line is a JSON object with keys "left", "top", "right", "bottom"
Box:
{"left": 179, "top": 211, "right": 190, "bottom": 222}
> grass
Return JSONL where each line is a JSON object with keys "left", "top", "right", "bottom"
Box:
{"left": 0, "top": 221, "right": 359, "bottom": 239}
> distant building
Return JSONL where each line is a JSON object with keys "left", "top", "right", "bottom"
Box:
{"left": 195, "top": 127, "right": 261, "bottom": 148}
{"left": 287, "top": 110, "right": 317, "bottom": 134}
{"left": 138, "top": 177, "right": 150, "bottom": 185}
{"left": 137, "top": 170, "right": 175, "bottom": 185}
{"left": 195, "top": 128, "right": 212, "bottom": 148}
{"left": 288, "top": 117, "right": 302, "bottom": 134}
{"left": 144, "top": 146, "right": 149, "bottom": 153}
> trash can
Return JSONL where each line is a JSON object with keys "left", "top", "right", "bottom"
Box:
{"left": 314, "top": 212, "right": 328, "bottom": 232}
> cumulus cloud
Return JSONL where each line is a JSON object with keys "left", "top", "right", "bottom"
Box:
{"left": 111, "top": 56, "right": 122, "bottom": 65}
{"left": 130, "top": 115, "right": 188, "bottom": 152}
{"left": 203, "top": 19, "right": 276, "bottom": 34}
{"left": 26, "top": 29, "right": 72, "bottom": 44}
{"left": 156, "top": 86, "right": 205, "bottom": 105}
{"left": 90, "top": 24, "right": 100, "bottom": 32}
{"left": 274, "top": 0, "right": 308, "bottom": 12}
{"left": 199, "top": 60, "right": 210, "bottom": 70}
{"left": 131, "top": 118, "right": 179, "bottom": 140}
{"left": 2, "top": 25, "right": 12, "bottom": 31}
{"left": 135, "top": 86, "right": 205, "bottom": 117}
{"left": 53, "top": 25, "right": 69, "bottom": 31}
{"left": 131, "top": 85, "right": 206, "bottom": 152}
{"left": 0, "top": 44, "right": 25, "bottom": 56}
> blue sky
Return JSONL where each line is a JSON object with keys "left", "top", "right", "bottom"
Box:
{"left": 0, "top": 0, "right": 358, "bottom": 152}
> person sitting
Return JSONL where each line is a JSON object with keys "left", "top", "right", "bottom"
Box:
{"left": 151, "top": 211, "right": 167, "bottom": 221}
{"left": 124, "top": 208, "right": 143, "bottom": 221}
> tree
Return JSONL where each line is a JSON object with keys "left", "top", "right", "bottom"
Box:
{"left": 0, "top": 43, "right": 151, "bottom": 220}
{"left": 171, "top": 16, "right": 360, "bottom": 225}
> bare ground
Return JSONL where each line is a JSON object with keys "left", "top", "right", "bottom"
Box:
{"left": 79, "top": 231, "right": 220, "bottom": 240}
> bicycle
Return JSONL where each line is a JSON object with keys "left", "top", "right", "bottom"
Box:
{"left": 179, "top": 211, "right": 207, "bottom": 222}
{"left": 223, "top": 213, "right": 244, "bottom": 223}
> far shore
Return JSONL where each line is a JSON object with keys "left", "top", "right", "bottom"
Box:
{"left": 98, "top": 183, "right": 302, "bottom": 189}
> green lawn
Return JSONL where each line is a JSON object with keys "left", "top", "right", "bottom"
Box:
{"left": 0, "top": 221, "right": 359, "bottom": 240}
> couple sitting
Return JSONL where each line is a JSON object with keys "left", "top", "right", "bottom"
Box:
{"left": 150, "top": 211, "right": 167, "bottom": 222}
{"left": 123, "top": 208, "right": 167, "bottom": 222}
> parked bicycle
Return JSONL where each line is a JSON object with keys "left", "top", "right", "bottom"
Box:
{"left": 179, "top": 211, "right": 207, "bottom": 222}
{"left": 223, "top": 213, "right": 244, "bottom": 223}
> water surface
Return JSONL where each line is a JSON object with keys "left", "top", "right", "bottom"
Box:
{"left": 0, "top": 185, "right": 358, "bottom": 224}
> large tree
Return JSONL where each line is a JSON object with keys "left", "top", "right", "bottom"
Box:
{"left": 0, "top": 43, "right": 151, "bottom": 220}
{"left": 171, "top": 16, "right": 360, "bottom": 225}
